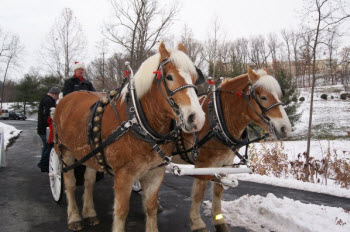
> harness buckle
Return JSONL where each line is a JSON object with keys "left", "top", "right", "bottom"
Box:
{"left": 192, "top": 147, "right": 199, "bottom": 161}
{"left": 163, "top": 156, "right": 172, "bottom": 164}
{"left": 168, "top": 98, "right": 175, "bottom": 106}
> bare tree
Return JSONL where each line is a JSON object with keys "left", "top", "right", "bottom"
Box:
{"left": 179, "top": 25, "right": 205, "bottom": 68}
{"left": 233, "top": 38, "right": 249, "bottom": 73}
{"left": 281, "top": 30, "right": 293, "bottom": 75}
{"left": 0, "top": 34, "right": 24, "bottom": 108}
{"left": 201, "top": 17, "right": 225, "bottom": 80}
{"left": 340, "top": 46, "right": 350, "bottom": 91}
{"left": 40, "top": 8, "right": 87, "bottom": 81}
{"left": 300, "top": 30, "right": 313, "bottom": 87}
{"left": 290, "top": 30, "right": 301, "bottom": 78}
{"left": 103, "top": 0, "right": 179, "bottom": 70}
{"left": 91, "top": 39, "right": 109, "bottom": 90}
{"left": 303, "top": 0, "right": 350, "bottom": 177}
{"left": 267, "top": 33, "right": 281, "bottom": 74}
{"left": 249, "top": 35, "right": 270, "bottom": 69}
{"left": 325, "top": 29, "right": 340, "bottom": 85}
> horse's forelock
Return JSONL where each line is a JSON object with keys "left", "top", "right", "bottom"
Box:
{"left": 253, "top": 70, "right": 283, "bottom": 99}
{"left": 121, "top": 49, "right": 196, "bottom": 101}
{"left": 131, "top": 49, "right": 196, "bottom": 99}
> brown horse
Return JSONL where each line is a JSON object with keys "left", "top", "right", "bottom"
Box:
{"left": 174, "top": 67, "right": 292, "bottom": 232}
{"left": 53, "top": 42, "right": 205, "bottom": 232}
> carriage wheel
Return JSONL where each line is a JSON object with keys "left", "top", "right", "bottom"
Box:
{"left": 49, "top": 148, "right": 63, "bottom": 203}
{"left": 132, "top": 180, "right": 142, "bottom": 193}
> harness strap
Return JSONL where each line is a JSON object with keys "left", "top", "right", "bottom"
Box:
{"left": 62, "top": 118, "right": 136, "bottom": 173}
{"left": 107, "top": 94, "right": 120, "bottom": 124}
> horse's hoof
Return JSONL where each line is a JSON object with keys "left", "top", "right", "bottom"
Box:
{"left": 84, "top": 216, "right": 100, "bottom": 226}
{"left": 215, "top": 223, "right": 231, "bottom": 232}
{"left": 68, "top": 221, "right": 84, "bottom": 231}
{"left": 192, "top": 228, "right": 209, "bottom": 232}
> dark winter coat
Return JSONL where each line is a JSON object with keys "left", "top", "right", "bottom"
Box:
{"left": 37, "top": 94, "right": 56, "bottom": 135}
{"left": 62, "top": 76, "right": 96, "bottom": 96}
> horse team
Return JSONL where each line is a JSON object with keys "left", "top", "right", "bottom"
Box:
{"left": 53, "top": 42, "right": 291, "bottom": 232}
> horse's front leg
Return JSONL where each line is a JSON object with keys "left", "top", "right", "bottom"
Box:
{"left": 212, "top": 183, "right": 231, "bottom": 232}
{"left": 82, "top": 167, "right": 99, "bottom": 226}
{"left": 112, "top": 169, "right": 133, "bottom": 232}
{"left": 140, "top": 167, "right": 165, "bottom": 232}
{"left": 190, "top": 178, "right": 208, "bottom": 232}
{"left": 63, "top": 152, "right": 83, "bottom": 231}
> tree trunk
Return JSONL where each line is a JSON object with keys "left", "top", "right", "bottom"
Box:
{"left": 306, "top": 3, "right": 322, "bottom": 181}
{"left": 1, "top": 58, "right": 11, "bottom": 109}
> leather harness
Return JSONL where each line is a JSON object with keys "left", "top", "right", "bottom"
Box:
{"left": 172, "top": 83, "right": 284, "bottom": 166}
{"left": 54, "top": 59, "right": 197, "bottom": 175}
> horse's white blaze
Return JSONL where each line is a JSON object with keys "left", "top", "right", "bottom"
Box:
{"left": 270, "top": 105, "right": 292, "bottom": 136}
{"left": 178, "top": 70, "right": 205, "bottom": 132}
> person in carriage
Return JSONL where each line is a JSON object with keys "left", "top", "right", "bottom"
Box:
{"left": 37, "top": 86, "right": 61, "bottom": 172}
{"left": 61, "top": 62, "right": 102, "bottom": 186}
{"left": 62, "top": 61, "right": 95, "bottom": 96}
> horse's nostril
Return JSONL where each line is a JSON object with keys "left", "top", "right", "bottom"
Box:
{"left": 281, "top": 126, "right": 286, "bottom": 133}
{"left": 188, "top": 113, "right": 196, "bottom": 124}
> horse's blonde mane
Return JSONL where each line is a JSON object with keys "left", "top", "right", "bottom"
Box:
{"left": 128, "top": 48, "right": 196, "bottom": 99}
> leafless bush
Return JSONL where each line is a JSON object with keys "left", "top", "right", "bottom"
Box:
{"left": 249, "top": 142, "right": 288, "bottom": 178}
{"left": 249, "top": 141, "right": 350, "bottom": 189}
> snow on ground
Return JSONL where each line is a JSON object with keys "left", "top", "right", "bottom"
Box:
{"left": 232, "top": 174, "right": 350, "bottom": 199}
{"left": 291, "top": 84, "right": 350, "bottom": 139}
{"left": 168, "top": 162, "right": 350, "bottom": 198}
{"left": 0, "top": 122, "right": 21, "bottom": 149}
{"left": 203, "top": 193, "right": 350, "bottom": 232}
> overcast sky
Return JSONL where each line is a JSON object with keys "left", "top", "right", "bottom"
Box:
{"left": 1, "top": 0, "right": 305, "bottom": 80}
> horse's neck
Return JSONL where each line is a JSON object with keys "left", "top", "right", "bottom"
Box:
{"left": 220, "top": 74, "right": 251, "bottom": 139}
{"left": 140, "top": 83, "right": 172, "bottom": 135}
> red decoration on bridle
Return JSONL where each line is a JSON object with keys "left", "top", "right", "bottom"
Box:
{"left": 153, "top": 69, "right": 162, "bottom": 79}
{"left": 234, "top": 92, "right": 242, "bottom": 98}
{"left": 124, "top": 70, "right": 130, "bottom": 78}
{"left": 207, "top": 80, "right": 215, "bottom": 85}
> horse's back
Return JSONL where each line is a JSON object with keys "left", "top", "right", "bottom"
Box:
{"left": 54, "top": 91, "right": 105, "bottom": 149}
{"left": 55, "top": 91, "right": 104, "bottom": 120}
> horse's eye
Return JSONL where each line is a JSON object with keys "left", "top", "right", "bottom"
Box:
{"left": 166, "top": 75, "right": 173, "bottom": 81}
{"left": 260, "top": 96, "right": 267, "bottom": 101}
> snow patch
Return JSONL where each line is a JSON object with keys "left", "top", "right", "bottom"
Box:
{"left": 0, "top": 122, "right": 22, "bottom": 149}
{"left": 204, "top": 193, "right": 350, "bottom": 232}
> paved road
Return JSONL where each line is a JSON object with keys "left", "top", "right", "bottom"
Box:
{"left": 0, "top": 120, "right": 349, "bottom": 232}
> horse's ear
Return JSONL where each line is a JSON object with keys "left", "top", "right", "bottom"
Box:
{"left": 159, "top": 41, "right": 170, "bottom": 60}
{"left": 177, "top": 43, "right": 187, "bottom": 53}
{"left": 247, "top": 66, "right": 259, "bottom": 83}
{"left": 263, "top": 67, "right": 270, "bottom": 75}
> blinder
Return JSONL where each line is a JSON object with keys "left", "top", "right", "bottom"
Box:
{"left": 195, "top": 67, "right": 206, "bottom": 85}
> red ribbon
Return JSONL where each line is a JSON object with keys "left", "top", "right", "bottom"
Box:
{"left": 124, "top": 70, "right": 130, "bottom": 78}
{"left": 47, "top": 117, "right": 54, "bottom": 144}
{"left": 234, "top": 92, "right": 242, "bottom": 98}
{"left": 207, "top": 80, "right": 215, "bottom": 85}
{"left": 153, "top": 69, "right": 162, "bottom": 79}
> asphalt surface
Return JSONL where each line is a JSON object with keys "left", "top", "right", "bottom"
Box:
{"left": 0, "top": 120, "right": 349, "bottom": 232}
